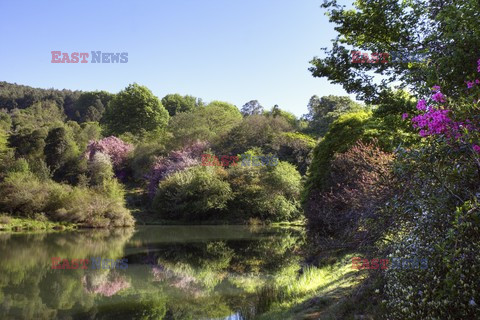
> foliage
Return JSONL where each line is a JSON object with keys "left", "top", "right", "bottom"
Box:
{"left": 382, "top": 138, "right": 480, "bottom": 318}
{"left": 0, "top": 109, "right": 12, "bottom": 131}
{"left": 88, "top": 152, "right": 114, "bottom": 186}
{"left": 227, "top": 162, "right": 302, "bottom": 222}
{"left": 129, "top": 142, "right": 166, "bottom": 181}
{"left": 270, "top": 132, "right": 316, "bottom": 175}
{"left": 71, "top": 91, "right": 113, "bottom": 122}
{"left": 266, "top": 105, "right": 298, "bottom": 128}
{"left": 309, "top": 0, "right": 480, "bottom": 103}
{"left": 206, "top": 100, "right": 242, "bottom": 117}
{"left": 167, "top": 102, "right": 242, "bottom": 148}
{"left": 147, "top": 141, "right": 208, "bottom": 197}
{"left": 11, "top": 100, "right": 65, "bottom": 131}
{"left": 0, "top": 81, "right": 81, "bottom": 114}
{"left": 102, "top": 83, "right": 169, "bottom": 136}
{"left": 152, "top": 166, "right": 233, "bottom": 220}
{"left": 9, "top": 127, "right": 47, "bottom": 161}
{"left": 218, "top": 114, "right": 293, "bottom": 156}
{"left": 379, "top": 61, "right": 480, "bottom": 318}
{"left": 65, "top": 121, "right": 102, "bottom": 151}
{"left": 304, "top": 111, "right": 373, "bottom": 194}
{"left": 302, "top": 95, "right": 365, "bottom": 136}
{"left": 44, "top": 127, "right": 78, "bottom": 174}
{"left": 241, "top": 100, "right": 264, "bottom": 116}
{"left": 161, "top": 93, "right": 203, "bottom": 116}
{"left": 86, "top": 136, "right": 134, "bottom": 171}
{"left": 0, "top": 171, "right": 133, "bottom": 227}
{"left": 305, "top": 141, "right": 395, "bottom": 247}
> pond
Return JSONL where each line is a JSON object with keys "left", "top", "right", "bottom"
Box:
{"left": 0, "top": 225, "right": 306, "bottom": 319}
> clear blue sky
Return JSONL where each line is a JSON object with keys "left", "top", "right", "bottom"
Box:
{"left": 0, "top": 0, "right": 354, "bottom": 117}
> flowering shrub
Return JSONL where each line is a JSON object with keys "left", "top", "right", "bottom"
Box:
{"left": 147, "top": 141, "right": 209, "bottom": 197}
{"left": 410, "top": 91, "right": 476, "bottom": 140}
{"left": 383, "top": 58, "right": 480, "bottom": 319}
{"left": 407, "top": 59, "right": 480, "bottom": 147}
{"left": 85, "top": 136, "right": 133, "bottom": 170}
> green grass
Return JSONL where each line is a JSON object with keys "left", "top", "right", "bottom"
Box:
{"left": 256, "top": 253, "right": 369, "bottom": 320}
{"left": 0, "top": 214, "right": 77, "bottom": 232}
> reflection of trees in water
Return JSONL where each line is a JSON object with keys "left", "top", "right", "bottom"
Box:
{"left": 147, "top": 230, "right": 305, "bottom": 319}
{"left": 83, "top": 271, "right": 130, "bottom": 297}
{"left": 0, "top": 228, "right": 134, "bottom": 319}
{"left": 0, "top": 227, "right": 306, "bottom": 320}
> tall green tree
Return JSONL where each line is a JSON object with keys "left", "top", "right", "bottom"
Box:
{"left": 167, "top": 101, "right": 242, "bottom": 148}
{"left": 44, "top": 126, "right": 80, "bottom": 181}
{"left": 161, "top": 93, "right": 203, "bottom": 116}
{"left": 103, "top": 83, "right": 169, "bottom": 136}
{"left": 73, "top": 91, "right": 113, "bottom": 122}
{"left": 241, "top": 100, "right": 264, "bottom": 117}
{"left": 219, "top": 114, "right": 293, "bottom": 155}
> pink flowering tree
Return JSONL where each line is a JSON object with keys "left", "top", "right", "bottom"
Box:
{"left": 147, "top": 140, "right": 209, "bottom": 197}
{"left": 85, "top": 136, "right": 134, "bottom": 175}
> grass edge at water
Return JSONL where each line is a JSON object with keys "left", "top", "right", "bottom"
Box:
{"left": 0, "top": 214, "right": 77, "bottom": 232}
{"left": 256, "top": 253, "right": 369, "bottom": 320}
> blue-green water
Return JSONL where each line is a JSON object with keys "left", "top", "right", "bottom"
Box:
{"left": 0, "top": 225, "right": 305, "bottom": 320}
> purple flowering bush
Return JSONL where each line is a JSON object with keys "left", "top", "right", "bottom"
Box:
{"left": 86, "top": 136, "right": 134, "bottom": 171}
{"left": 146, "top": 141, "right": 209, "bottom": 197}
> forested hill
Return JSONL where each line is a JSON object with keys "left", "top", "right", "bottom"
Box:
{"left": 0, "top": 81, "right": 112, "bottom": 123}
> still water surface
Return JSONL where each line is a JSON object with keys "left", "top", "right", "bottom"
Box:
{"left": 0, "top": 225, "right": 305, "bottom": 319}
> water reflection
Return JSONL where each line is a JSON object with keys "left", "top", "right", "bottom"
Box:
{"left": 0, "top": 226, "right": 305, "bottom": 319}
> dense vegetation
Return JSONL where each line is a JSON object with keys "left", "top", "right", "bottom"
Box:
{"left": 0, "top": 80, "right": 350, "bottom": 227}
{"left": 1, "top": 0, "right": 479, "bottom": 317}
{"left": 302, "top": 0, "right": 480, "bottom": 318}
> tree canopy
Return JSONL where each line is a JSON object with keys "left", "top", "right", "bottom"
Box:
{"left": 103, "top": 83, "right": 170, "bottom": 136}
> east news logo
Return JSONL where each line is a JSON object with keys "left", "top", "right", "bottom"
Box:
{"left": 51, "top": 51, "right": 128, "bottom": 63}
{"left": 51, "top": 257, "right": 128, "bottom": 269}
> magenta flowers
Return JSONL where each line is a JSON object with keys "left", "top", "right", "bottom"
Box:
{"left": 411, "top": 86, "right": 471, "bottom": 139}
{"left": 407, "top": 76, "right": 480, "bottom": 153}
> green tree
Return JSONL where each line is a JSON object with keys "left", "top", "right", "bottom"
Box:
{"left": 303, "top": 95, "right": 364, "bottom": 136}
{"left": 103, "top": 83, "right": 169, "bottom": 136}
{"left": 11, "top": 101, "right": 65, "bottom": 132}
{"left": 0, "top": 109, "right": 12, "bottom": 131}
{"left": 9, "top": 128, "right": 47, "bottom": 161}
{"left": 167, "top": 101, "right": 242, "bottom": 148}
{"left": 304, "top": 111, "right": 373, "bottom": 195}
{"left": 219, "top": 114, "right": 293, "bottom": 155}
{"left": 309, "top": 0, "right": 480, "bottom": 103}
{"left": 241, "top": 100, "right": 264, "bottom": 116}
{"left": 161, "top": 93, "right": 203, "bottom": 116}
{"left": 73, "top": 91, "right": 113, "bottom": 122}
{"left": 271, "top": 132, "right": 316, "bottom": 175}
{"left": 266, "top": 105, "right": 298, "bottom": 128}
{"left": 227, "top": 162, "right": 302, "bottom": 222}
{"left": 44, "top": 127, "right": 79, "bottom": 180}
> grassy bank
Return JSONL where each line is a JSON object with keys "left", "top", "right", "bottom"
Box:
{"left": 0, "top": 215, "right": 77, "bottom": 232}
{"left": 254, "top": 253, "right": 379, "bottom": 320}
